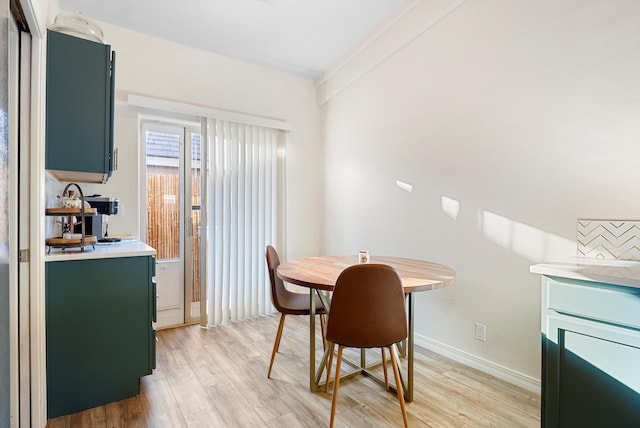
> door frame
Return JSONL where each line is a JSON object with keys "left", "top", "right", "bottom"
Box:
{"left": 8, "top": 11, "right": 20, "bottom": 427}
{"left": 8, "top": 6, "right": 35, "bottom": 427}
{"left": 11, "top": 0, "right": 55, "bottom": 425}
{"left": 16, "top": 29, "right": 31, "bottom": 426}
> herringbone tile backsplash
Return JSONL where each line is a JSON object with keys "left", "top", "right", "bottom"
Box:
{"left": 577, "top": 220, "right": 640, "bottom": 261}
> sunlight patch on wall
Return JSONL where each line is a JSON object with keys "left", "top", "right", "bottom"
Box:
{"left": 396, "top": 180, "right": 413, "bottom": 193}
{"left": 480, "top": 210, "right": 511, "bottom": 249}
{"left": 479, "top": 210, "right": 574, "bottom": 261}
{"left": 441, "top": 195, "right": 460, "bottom": 220}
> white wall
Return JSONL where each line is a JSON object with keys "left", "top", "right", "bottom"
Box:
{"left": 317, "top": 0, "right": 640, "bottom": 383}
{"left": 65, "top": 18, "right": 323, "bottom": 258}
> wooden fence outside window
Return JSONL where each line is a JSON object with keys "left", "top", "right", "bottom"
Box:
{"left": 146, "top": 165, "right": 201, "bottom": 302}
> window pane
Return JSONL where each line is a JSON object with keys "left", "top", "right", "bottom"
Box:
{"left": 146, "top": 131, "right": 180, "bottom": 260}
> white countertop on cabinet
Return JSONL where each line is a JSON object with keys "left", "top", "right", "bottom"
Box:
{"left": 530, "top": 258, "right": 640, "bottom": 289}
{"left": 46, "top": 240, "right": 156, "bottom": 262}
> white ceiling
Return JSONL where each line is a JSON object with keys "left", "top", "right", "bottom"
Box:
{"left": 58, "top": 0, "right": 408, "bottom": 79}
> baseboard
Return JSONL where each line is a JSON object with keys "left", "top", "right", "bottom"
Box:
{"left": 414, "top": 334, "right": 541, "bottom": 394}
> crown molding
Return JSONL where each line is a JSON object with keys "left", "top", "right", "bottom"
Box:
{"left": 315, "top": 0, "right": 468, "bottom": 106}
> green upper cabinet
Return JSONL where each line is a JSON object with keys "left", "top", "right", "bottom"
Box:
{"left": 46, "top": 30, "right": 116, "bottom": 183}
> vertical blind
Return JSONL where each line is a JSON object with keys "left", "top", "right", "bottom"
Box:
{"left": 205, "top": 119, "right": 282, "bottom": 326}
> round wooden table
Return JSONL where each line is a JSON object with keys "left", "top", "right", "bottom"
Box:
{"left": 277, "top": 255, "right": 455, "bottom": 402}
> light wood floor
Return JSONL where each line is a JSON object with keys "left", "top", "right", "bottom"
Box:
{"left": 46, "top": 315, "right": 540, "bottom": 427}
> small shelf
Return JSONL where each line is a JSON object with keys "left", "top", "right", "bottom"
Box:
{"left": 46, "top": 236, "right": 97, "bottom": 247}
{"left": 46, "top": 235, "right": 97, "bottom": 253}
{"left": 46, "top": 184, "right": 98, "bottom": 253}
{"left": 46, "top": 207, "right": 97, "bottom": 216}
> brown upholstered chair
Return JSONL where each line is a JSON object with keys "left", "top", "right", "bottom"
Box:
{"left": 265, "top": 245, "right": 328, "bottom": 378}
{"left": 324, "top": 263, "right": 409, "bottom": 428}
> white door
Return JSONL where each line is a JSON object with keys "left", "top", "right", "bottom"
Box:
{"left": 142, "top": 122, "right": 201, "bottom": 327}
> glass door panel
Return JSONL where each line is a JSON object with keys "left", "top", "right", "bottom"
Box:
{"left": 144, "top": 122, "right": 202, "bottom": 326}
{"left": 144, "top": 123, "right": 184, "bottom": 326}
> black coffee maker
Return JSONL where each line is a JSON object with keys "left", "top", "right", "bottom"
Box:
{"left": 74, "top": 196, "right": 120, "bottom": 240}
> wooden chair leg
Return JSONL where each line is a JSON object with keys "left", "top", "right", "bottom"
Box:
{"left": 389, "top": 345, "right": 409, "bottom": 428}
{"left": 381, "top": 347, "right": 389, "bottom": 390}
{"left": 329, "top": 346, "right": 344, "bottom": 428}
{"left": 267, "top": 313, "right": 286, "bottom": 378}
{"left": 325, "top": 342, "right": 335, "bottom": 392}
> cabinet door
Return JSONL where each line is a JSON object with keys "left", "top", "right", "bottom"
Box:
{"left": 148, "top": 256, "right": 157, "bottom": 373}
{"left": 46, "top": 256, "right": 152, "bottom": 418}
{"left": 46, "top": 30, "right": 115, "bottom": 183}
{"left": 543, "top": 314, "right": 640, "bottom": 428}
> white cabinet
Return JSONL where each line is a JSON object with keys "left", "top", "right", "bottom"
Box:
{"left": 155, "top": 259, "right": 181, "bottom": 310}
{"left": 154, "top": 259, "right": 184, "bottom": 328}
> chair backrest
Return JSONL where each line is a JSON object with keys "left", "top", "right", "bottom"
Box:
{"left": 265, "top": 245, "right": 288, "bottom": 313}
{"left": 325, "top": 264, "right": 408, "bottom": 348}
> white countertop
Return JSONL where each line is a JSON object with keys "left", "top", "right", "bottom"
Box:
{"left": 46, "top": 240, "right": 156, "bottom": 262}
{"left": 530, "top": 258, "right": 640, "bottom": 289}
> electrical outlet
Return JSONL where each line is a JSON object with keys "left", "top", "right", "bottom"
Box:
{"left": 475, "top": 322, "right": 486, "bottom": 342}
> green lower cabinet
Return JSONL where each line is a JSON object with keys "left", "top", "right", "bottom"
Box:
{"left": 46, "top": 256, "right": 155, "bottom": 419}
{"left": 541, "top": 276, "right": 640, "bottom": 428}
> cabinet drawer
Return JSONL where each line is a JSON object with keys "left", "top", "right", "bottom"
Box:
{"left": 152, "top": 279, "right": 157, "bottom": 323}
{"left": 544, "top": 277, "right": 640, "bottom": 329}
{"left": 150, "top": 326, "right": 157, "bottom": 373}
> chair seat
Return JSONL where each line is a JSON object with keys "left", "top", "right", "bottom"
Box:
{"left": 279, "top": 292, "right": 328, "bottom": 316}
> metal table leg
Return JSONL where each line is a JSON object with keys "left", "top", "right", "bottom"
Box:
{"left": 406, "top": 292, "right": 415, "bottom": 402}
{"left": 309, "top": 288, "right": 318, "bottom": 391}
